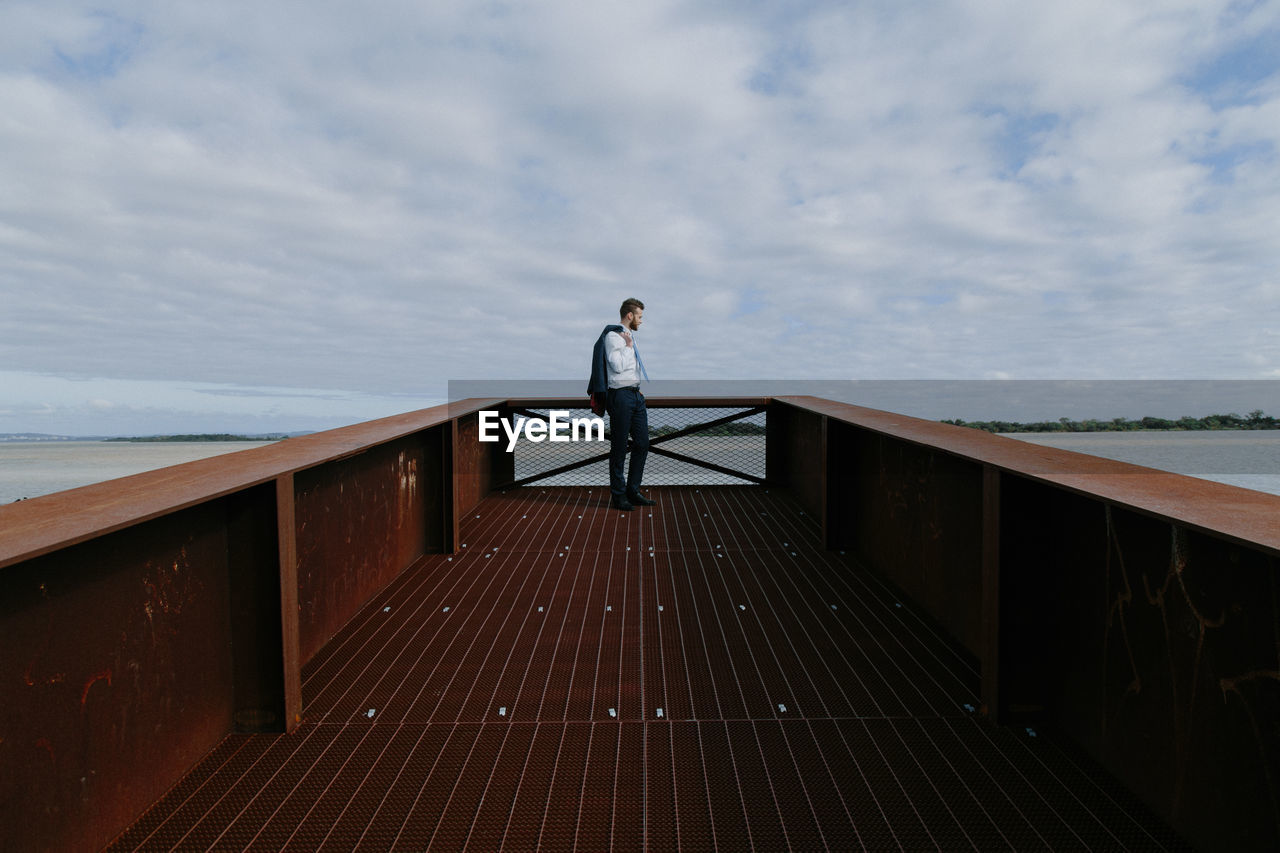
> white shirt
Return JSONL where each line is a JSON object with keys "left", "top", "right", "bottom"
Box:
{"left": 604, "top": 327, "right": 640, "bottom": 388}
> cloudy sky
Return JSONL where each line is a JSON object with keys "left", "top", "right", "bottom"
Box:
{"left": 2, "top": 0, "right": 1278, "bottom": 434}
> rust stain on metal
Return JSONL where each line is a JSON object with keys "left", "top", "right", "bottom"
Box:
{"left": 140, "top": 548, "right": 203, "bottom": 642}
{"left": 396, "top": 449, "right": 419, "bottom": 531}
{"left": 81, "top": 669, "right": 113, "bottom": 706}
{"left": 23, "top": 662, "right": 66, "bottom": 687}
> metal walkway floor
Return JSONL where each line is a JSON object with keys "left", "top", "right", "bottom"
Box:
{"left": 110, "top": 486, "right": 1188, "bottom": 851}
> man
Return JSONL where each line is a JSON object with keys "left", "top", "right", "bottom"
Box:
{"left": 601, "top": 298, "right": 656, "bottom": 511}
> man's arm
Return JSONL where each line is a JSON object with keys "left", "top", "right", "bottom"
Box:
{"left": 604, "top": 330, "right": 632, "bottom": 375}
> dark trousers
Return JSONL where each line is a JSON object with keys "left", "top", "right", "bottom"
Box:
{"left": 607, "top": 387, "right": 649, "bottom": 499}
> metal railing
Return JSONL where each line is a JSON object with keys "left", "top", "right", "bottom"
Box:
{"left": 501, "top": 402, "right": 767, "bottom": 487}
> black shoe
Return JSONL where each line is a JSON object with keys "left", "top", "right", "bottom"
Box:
{"left": 611, "top": 498, "right": 635, "bottom": 511}
{"left": 627, "top": 491, "right": 656, "bottom": 506}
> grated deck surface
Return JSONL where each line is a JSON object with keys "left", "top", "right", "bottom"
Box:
{"left": 110, "top": 486, "right": 1189, "bottom": 851}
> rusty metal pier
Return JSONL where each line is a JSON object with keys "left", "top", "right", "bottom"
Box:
{"left": 2, "top": 397, "right": 1277, "bottom": 851}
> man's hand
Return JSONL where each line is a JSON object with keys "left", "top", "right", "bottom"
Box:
{"left": 622, "top": 331, "right": 633, "bottom": 347}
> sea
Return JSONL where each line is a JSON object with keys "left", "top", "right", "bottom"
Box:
{"left": 2, "top": 431, "right": 1279, "bottom": 506}
{"left": 1003, "top": 430, "right": 1280, "bottom": 496}
{"left": 0, "top": 440, "right": 278, "bottom": 505}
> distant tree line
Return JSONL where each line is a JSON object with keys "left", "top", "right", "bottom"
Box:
{"left": 105, "top": 434, "right": 288, "bottom": 442}
{"left": 943, "top": 410, "right": 1278, "bottom": 433}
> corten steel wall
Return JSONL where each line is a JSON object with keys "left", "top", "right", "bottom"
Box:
{"left": 828, "top": 418, "right": 986, "bottom": 658}
{"left": 453, "top": 406, "right": 514, "bottom": 517}
{"left": 763, "top": 400, "right": 825, "bottom": 515}
{"left": 1000, "top": 478, "right": 1280, "bottom": 853}
{"left": 0, "top": 500, "right": 241, "bottom": 853}
{"left": 295, "top": 436, "right": 431, "bottom": 665}
{"left": 0, "top": 401, "right": 493, "bottom": 853}
{"left": 776, "top": 395, "right": 1280, "bottom": 852}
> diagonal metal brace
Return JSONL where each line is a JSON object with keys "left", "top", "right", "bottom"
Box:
{"left": 494, "top": 406, "right": 766, "bottom": 489}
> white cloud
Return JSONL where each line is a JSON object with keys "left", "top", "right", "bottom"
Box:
{"left": 0, "top": 370, "right": 434, "bottom": 435}
{"left": 1, "top": 0, "right": 1277, "bottom": 432}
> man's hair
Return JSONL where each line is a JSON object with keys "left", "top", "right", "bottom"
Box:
{"left": 620, "top": 298, "right": 645, "bottom": 318}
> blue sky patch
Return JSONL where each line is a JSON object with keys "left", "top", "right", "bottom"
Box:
{"left": 974, "top": 106, "right": 1060, "bottom": 179}
{"left": 733, "top": 289, "right": 768, "bottom": 317}
{"left": 748, "top": 39, "right": 814, "bottom": 97}
{"left": 1194, "top": 139, "right": 1276, "bottom": 184}
{"left": 1183, "top": 25, "right": 1280, "bottom": 106}
{"left": 53, "top": 12, "right": 144, "bottom": 80}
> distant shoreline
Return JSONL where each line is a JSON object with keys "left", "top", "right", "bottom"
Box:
{"left": 947, "top": 411, "right": 1277, "bottom": 433}
{"left": 0, "top": 432, "right": 302, "bottom": 443}
{"left": 102, "top": 433, "right": 289, "bottom": 443}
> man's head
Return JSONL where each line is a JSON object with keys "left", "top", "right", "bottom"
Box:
{"left": 620, "top": 297, "right": 644, "bottom": 331}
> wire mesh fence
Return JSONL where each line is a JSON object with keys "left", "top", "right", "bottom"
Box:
{"left": 508, "top": 405, "right": 766, "bottom": 487}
